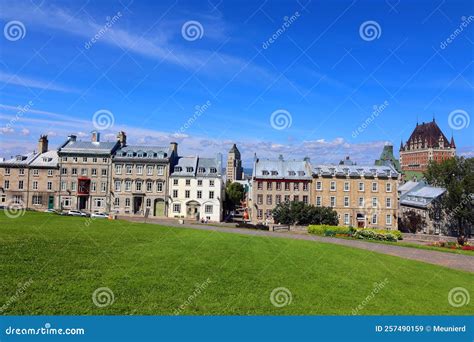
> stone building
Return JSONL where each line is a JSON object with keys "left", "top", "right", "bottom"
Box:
{"left": 251, "top": 155, "right": 312, "bottom": 224}
{"left": 399, "top": 119, "right": 455, "bottom": 174}
{"left": 226, "top": 144, "right": 243, "bottom": 183}
{"left": 312, "top": 164, "right": 399, "bottom": 229}
{"left": 0, "top": 135, "right": 58, "bottom": 210}
{"left": 110, "top": 132, "right": 178, "bottom": 217}
{"left": 169, "top": 155, "right": 224, "bottom": 222}
{"left": 57, "top": 131, "right": 120, "bottom": 212}
{"left": 375, "top": 143, "right": 401, "bottom": 172}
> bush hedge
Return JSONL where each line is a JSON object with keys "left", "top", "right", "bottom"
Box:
{"left": 308, "top": 225, "right": 402, "bottom": 241}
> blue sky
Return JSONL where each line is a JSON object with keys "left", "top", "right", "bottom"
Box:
{"left": 0, "top": 0, "right": 472, "bottom": 166}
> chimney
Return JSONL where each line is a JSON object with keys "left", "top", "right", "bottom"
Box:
{"left": 278, "top": 154, "right": 284, "bottom": 161}
{"left": 38, "top": 135, "right": 48, "bottom": 154}
{"left": 169, "top": 142, "right": 178, "bottom": 156}
{"left": 91, "top": 130, "right": 100, "bottom": 143}
{"left": 117, "top": 131, "right": 127, "bottom": 147}
{"left": 68, "top": 134, "right": 77, "bottom": 142}
{"left": 303, "top": 156, "right": 310, "bottom": 162}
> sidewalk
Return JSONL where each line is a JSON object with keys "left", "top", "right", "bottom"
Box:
{"left": 119, "top": 216, "right": 474, "bottom": 273}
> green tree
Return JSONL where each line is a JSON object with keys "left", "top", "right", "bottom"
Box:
{"left": 400, "top": 210, "right": 425, "bottom": 233}
{"left": 424, "top": 157, "right": 474, "bottom": 239}
{"left": 225, "top": 182, "right": 245, "bottom": 210}
{"left": 272, "top": 201, "right": 338, "bottom": 226}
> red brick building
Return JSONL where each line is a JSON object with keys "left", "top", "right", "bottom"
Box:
{"left": 399, "top": 119, "right": 455, "bottom": 173}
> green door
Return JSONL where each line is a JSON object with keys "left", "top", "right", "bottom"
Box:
{"left": 154, "top": 199, "right": 165, "bottom": 217}
{"left": 48, "top": 196, "right": 54, "bottom": 209}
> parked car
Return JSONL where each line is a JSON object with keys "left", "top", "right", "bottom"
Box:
{"left": 91, "top": 212, "right": 109, "bottom": 219}
{"left": 67, "top": 210, "right": 88, "bottom": 217}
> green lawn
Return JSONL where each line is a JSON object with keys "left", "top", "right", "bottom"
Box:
{"left": 0, "top": 212, "right": 472, "bottom": 315}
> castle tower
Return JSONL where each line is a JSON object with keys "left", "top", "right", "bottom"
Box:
{"left": 226, "top": 144, "right": 243, "bottom": 182}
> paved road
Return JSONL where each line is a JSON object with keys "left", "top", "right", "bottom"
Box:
{"left": 120, "top": 216, "right": 474, "bottom": 273}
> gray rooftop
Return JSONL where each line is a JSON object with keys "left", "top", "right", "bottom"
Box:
{"left": 29, "top": 150, "right": 59, "bottom": 168}
{"left": 114, "top": 145, "right": 170, "bottom": 160}
{"left": 0, "top": 152, "right": 39, "bottom": 166}
{"left": 253, "top": 159, "right": 312, "bottom": 179}
{"left": 400, "top": 182, "right": 446, "bottom": 208}
{"left": 59, "top": 140, "right": 118, "bottom": 155}
{"left": 313, "top": 164, "right": 398, "bottom": 178}
{"left": 171, "top": 156, "right": 222, "bottom": 177}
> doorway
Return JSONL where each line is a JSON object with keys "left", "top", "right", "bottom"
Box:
{"left": 186, "top": 201, "right": 200, "bottom": 220}
{"left": 48, "top": 196, "right": 54, "bottom": 209}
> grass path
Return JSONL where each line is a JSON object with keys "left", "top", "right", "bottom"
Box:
{"left": 0, "top": 212, "right": 472, "bottom": 315}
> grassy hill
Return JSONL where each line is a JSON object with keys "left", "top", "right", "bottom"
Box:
{"left": 0, "top": 212, "right": 472, "bottom": 315}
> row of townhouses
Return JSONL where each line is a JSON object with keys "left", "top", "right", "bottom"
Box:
{"left": 1, "top": 120, "right": 456, "bottom": 231}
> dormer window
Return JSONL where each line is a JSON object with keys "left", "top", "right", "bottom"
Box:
{"left": 262, "top": 170, "right": 269, "bottom": 175}
{"left": 288, "top": 171, "right": 296, "bottom": 176}
{"left": 210, "top": 168, "right": 217, "bottom": 173}
{"left": 186, "top": 167, "right": 193, "bottom": 172}
{"left": 198, "top": 167, "right": 206, "bottom": 173}
{"left": 271, "top": 171, "right": 278, "bottom": 176}
{"left": 127, "top": 152, "right": 133, "bottom": 157}
{"left": 174, "top": 166, "right": 182, "bottom": 172}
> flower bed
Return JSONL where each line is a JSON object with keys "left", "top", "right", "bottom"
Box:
{"left": 308, "top": 225, "right": 402, "bottom": 241}
{"left": 428, "top": 241, "right": 473, "bottom": 251}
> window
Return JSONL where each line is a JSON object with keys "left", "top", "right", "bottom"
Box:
{"left": 61, "top": 168, "right": 68, "bottom": 175}
{"left": 156, "top": 182, "right": 163, "bottom": 192}
{"left": 372, "top": 198, "right": 378, "bottom": 208}
{"left": 257, "top": 182, "right": 263, "bottom": 190}
{"left": 257, "top": 209, "right": 263, "bottom": 219}
{"left": 358, "top": 182, "right": 364, "bottom": 191}
{"left": 344, "top": 196, "right": 349, "bottom": 207}
{"left": 344, "top": 213, "right": 350, "bottom": 225}
{"left": 205, "top": 205, "right": 213, "bottom": 214}
{"left": 137, "top": 165, "right": 143, "bottom": 175}
{"left": 13, "top": 195, "right": 23, "bottom": 204}
{"left": 83, "top": 157, "right": 87, "bottom": 162}
{"left": 173, "top": 190, "right": 178, "bottom": 198}
{"left": 115, "top": 165, "right": 122, "bottom": 174}
{"left": 4, "top": 180, "right": 9, "bottom": 190}
{"left": 32, "top": 195, "right": 42, "bottom": 205}
{"left": 5, "top": 168, "right": 10, "bottom": 175}
{"left": 93, "top": 157, "right": 97, "bottom": 163}
{"left": 62, "top": 157, "right": 67, "bottom": 162}
{"left": 32, "top": 181, "right": 38, "bottom": 190}
{"left": 276, "top": 182, "right": 282, "bottom": 191}
{"left": 101, "top": 168, "right": 107, "bottom": 176}
{"left": 73, "top": 157, "right": 78, "bottom": 163}
{"left": 267, "top": 182, "right": 272, "bottom": 190}
{"left": 257, "top": 194, "right": 263, "bottom": 205}
{"left": 114, "top": 198, "right": 120, "bottom": 206}
{"left": 33, "top": 169, "right": 39, "bottom": 176}
{"left": 372, "top": 214, "right": 377, "bottom": 224}
{"left": 136, "top": 181, "right": 142, "bottom": 192}
{"left": 185, "top": 190, "right": 190, "bottom": 198}
{"left": 330, "top": 181, "right": 336, "bottom": 191}
{"left": 197, "top": 190, "right": 202, "bottom": 199}
{"left": 386, "top": 214, "right": 392, "bottom": 225}
{"left": 71, "top": 181, "right": 77, "bottom": 191}
{"left": 303, "top": 195, "right": 308, "bottom": 204}
{"left": 48, "top": 170, "right": 53, "bottom": 176}
{"left": 386, "top": 182, "right": 392, "bottom": 192}
{"left": 115, "top": 181, "right": 121, "bottom": 192}
{"left": 276, "top": 195, "right": 281, "bottom": 204}
{"left": 62, "top": 197, "right": 71, "bottom": 207}
{"left": 125, "top": 198, "right": 131, "bottom": 207}
{"left": 293, "top": 183, "right": 299, "bottom": 191}
{"left": 126, "top": 165, "right": 132, "bottom": 174}
{"left": 146, "top": 181, "right": 152, "bottom": 192}
{"left": 285, "top": 182, "right": 290, "bottom": 191}
{"left": 157, "top": 166, "right": 164, "bottom": 175}
{"left": 91, "top": 168, "right": 97, "bottom": 176}
{"left": 47, "top": 182, "right": 52, "bottom": 191}
{"left": 93, "top": 182, "right": 99, "bottom": 193}
{"left": 344, "top": 182, "right": 350, "bottom": 191}
{"left": 19, "top": 168, "right": 25, "bottom": 175}
{"left": 72, "top": 168, "right": 77, "bottom": 175}
{"left": 386, "top": 197, "right": 392, "bottom": 208}
{"left": 316, "top": 196, "right": 321, "bottom": 207}
{"left": 18, "top": 180, "right": 24, "bottom": 190}
{"left": 358, "top": 197, "right": 364, "bottom": 208}
{"left": 146, "top": 198, "right": 152, "bottom": 207}
{"left": 186, "top": 179, "right": 191, "bottom": 186}
{"left": 210, "top": 168, "right": 217, "bottom": 173}
{"left": 284, "top": 195, "right": 290, "bottom": 202}
{"left": 102, "top": 158, "right": 108, "bottom": 163}
{"left": 81, "top": 168, "right": 87, "bottom": 176}
{"left": 197, "top": 180, "right": 203, "bottom": 186}
{"left": 147, "top": 166, "right": 153, "bottom": 175}
{"left": 209, "top": 191, "right": 214, "bottom": 199}
{"left": 294, "top": 195, "right": 299, "bottom": 202}
{"left": 198, "top": 167, "right": 205, "bottom": 173}
{"left": 372, "top": 182, "right": 378, "bottom": 192}
{"left": 330, "top": 196, "right": 336, "bottom": 207}
{"left": 303, "top": 183, "right": 309, "bottom": 191}
{"left": 209, "top": 180, "right": 215, "bottom": 187}
{"left": 61, "top": 181, "right": 66, "bottom": 191}
{"left": 125, "top": 181, "right": 132, "bottom": 192}
{"left": 186, "top": 167, "right": 193, "bottom": 172}
{"left": 266, "top": 195, "right": 272, "bottom": 205}
{"left": 173, "top": 203, "right": 181, "bottom": 213}
{"left": 94, "top": 198, "right": 104, "bottom": 208}
{"left": 173, "top": 179, "right": 179, "bottom": 186}
{"left": 316, "top": 181, "right": 322, "bottom": 191}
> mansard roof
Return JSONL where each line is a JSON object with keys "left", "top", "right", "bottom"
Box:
{"left": 29, "top": 150, "right": 58, "bottom": 168}
{"left": 312, "top": 164, "right": 399, "bottom": 178}
{"left": 0, "top": 152, "right": 39, "bottom": 167}
{"left": 401, "top": 119, "right": 454, "bottom": 150}
{"left": 59, "top": 140, "right": 118, "bottom": 155}
{"left": 114, "top": 145, "right": 170, "bottom": 160}
{"left": 253, "top": 158, "right": 312, "bottom": 180}
{"left": 171, "top": 156, "right": 222, "bottom": 177}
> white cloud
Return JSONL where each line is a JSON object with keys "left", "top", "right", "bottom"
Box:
{"left": 0, "top": 72, "right": 78, "bottom": 93}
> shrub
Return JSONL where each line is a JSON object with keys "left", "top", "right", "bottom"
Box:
{"left": 308, "top": 225, "right": 351, "bottom": 236}
{"left": 353, "top": 228, "right": 401, "bottom": 242}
